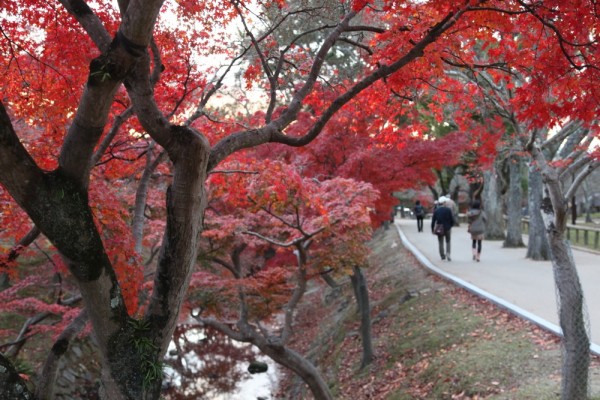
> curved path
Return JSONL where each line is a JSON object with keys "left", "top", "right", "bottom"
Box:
{"left": 394, "top": 217, "right": 600, "bottom": 354}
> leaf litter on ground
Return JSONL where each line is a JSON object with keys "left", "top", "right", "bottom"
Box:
{"left": 277, "top": 226, "right": 600, "bottom": 400}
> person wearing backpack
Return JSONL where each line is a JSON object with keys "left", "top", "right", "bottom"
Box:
{"left": 413, "top": 200, "right": 426, "bottom": 232}
{"left": 431, "top": 197, "right": 455, "bottom": 261}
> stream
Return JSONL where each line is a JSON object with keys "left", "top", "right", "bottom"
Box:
{"left": 162, "top": 324, "right": 280, "bottom": 399}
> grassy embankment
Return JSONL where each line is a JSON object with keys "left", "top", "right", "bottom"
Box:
{"left": 280, "top": 226, "right": 600, "bottom": 399}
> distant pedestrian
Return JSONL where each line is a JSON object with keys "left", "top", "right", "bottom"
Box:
{"left": 413, "top": 200, "right": 425, "bottom": 232}
{"left": 431, "top": 196, "right": 455, "bottom": 261}
{"left": 467, "top": 200, "right": 487, "bottom": 262}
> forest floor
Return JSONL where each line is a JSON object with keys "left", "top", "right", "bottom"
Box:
{"left": 277, "top": 226, "right": 600, "bottom": 400}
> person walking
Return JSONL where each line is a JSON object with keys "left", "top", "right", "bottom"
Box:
{"left": 467, "top": 200, "right": 487, "bottom": 262}
{"left": 444, "top": 194, "right": 460, "bottom": 226}
{"left": 413, "top": 200, "right": 425, "bottom": 232}
{"left": 431, "top": 196, "right": 455, "bottom": 261}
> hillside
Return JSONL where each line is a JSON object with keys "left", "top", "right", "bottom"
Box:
{"left": 277, "top": 226, "right": 600, "bottom": 399}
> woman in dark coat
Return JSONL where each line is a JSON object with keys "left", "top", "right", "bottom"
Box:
{"left": 431, "top": 196, "right": 455, "bottom": 261}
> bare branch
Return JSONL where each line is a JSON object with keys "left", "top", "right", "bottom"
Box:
{"left": 242, "top": 226, "right": 326, "bottom": 248}
{"left": 0, "top": 226, "right": 41, "bottom": 270}
{"left": 57, "top": 0, "right": 112, "bottom": 51}
{"left": 91, "top": 106, "right": 134, "bottom": 167}
{"left": 542, "top": 120, "right": 584, "bottom": 152}
{"left": 560, "top": 149, "right": 594, "bottom": 180}
{"left": 193, "top": 316, "right": 248, "bottom": 342}
{"left": 565, "top": 158, "right": 600, "bottom": 201}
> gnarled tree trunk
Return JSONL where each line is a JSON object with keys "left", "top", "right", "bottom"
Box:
{"left": 482, "top": 169, "right": 505, "bottom": 240}
{"left": 503, "top": 154, "right": 525, "bottom": 248}
{"left": 526, "top": 164, "right": 551, "bottom": 260}
{"left": 351, "top": 265, "right": 374, "bottom": 369}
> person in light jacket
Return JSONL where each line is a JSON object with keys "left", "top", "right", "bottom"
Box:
{"left": 444, "top": 194, "right": 459, "bottom": 227}
{"left": 431, "top": 196, "right": 455, "bottom": 261}
{"left": 467, "top": 200, "right": 487, "bottom": 262}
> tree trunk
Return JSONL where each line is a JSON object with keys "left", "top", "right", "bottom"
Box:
{"left": 258, "top": 341, "right": 334, "bottom": 400}
{"left": 504, "top": 154, "right": 525, "bottom": 248}
{"left": 205, "top": 317, "right": 335, "bottom": 400}
{"left": 571, "top": 195, "right": 577, "bottom": 225}
{"left": 527, "top": 131, "right": 595, "bottom": 400}
{"left": 482, "top": 169, "right": 505, "bottom": 240}
{"left": 526, "top": 165, "right": 551, "bottom": 260}
{"left": 351, "top": 266, "right": 374, "bottom": 368}
{"left": 543, "top": 204, "right": 590, "bottom": 400}
{"left": 320, "top": 270, "right": 340, "bottom": 288}
{"left": 0, "top": 352, "right": 33, "bottom": 399}
{"left": 132, "top": 146, "right": 165, "bottom": 254}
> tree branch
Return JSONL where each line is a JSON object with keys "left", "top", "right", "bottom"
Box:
{"left": 0, "top": 352, "right": 33, "bottom": 399}
{"left": 193, "top": 316, "right": 249, "bottom": 342}
{"left": 0, "top": 102, "right": 45, "bottom": 206}
{"left": 270, "top": 8, "right": 465, "bottom": 148}
{"left": 35, "top": 309, "right": 89, "bottom": 400}
{"left": 57, "top": 0, "right": 112, "bottom": 51}
{"left": 207, "top": 9, "right": 360, "bottom": 170}
{"left": 565, "top": 159, "right": 600, "bottom": 201}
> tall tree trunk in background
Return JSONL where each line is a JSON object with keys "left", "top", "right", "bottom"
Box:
{"left": 526, "top": 165, "right": 551, "bottom": 260}
{"left": 504, "top": 154, "right": 525, "bottom": 247}
{"left": 483, "top": 169, "right": 505, "bottom": 240}
{"left": 351, "top": 266, "right": 374, "bottom": 369}
{"left": 571, "top": 195, "right": 577, "bottom": 225}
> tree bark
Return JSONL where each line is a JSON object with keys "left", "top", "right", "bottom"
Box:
{"left": 526, "top": 165, "right": 551, "bottom": 260}
{"left": 542, "top": 198, "right": 590, "bottom": 400}
{"left": 503, "top": 154, "right": 525, "bottom": 247}
{"left": 257, "top": 339, "right": 334, "bottom": 400}
{"left": 0, "top": 352, "right": 33, "bottom": 399}
{"left": 132, "top": 145, "right": 165, "bottom": 254}
{"left": 351, "top": 266, "right": 374, "bottom": 368}
{"left": 528, "top": 134, "right": 594, "bottom": 400}
{"left": 482, "top": 169, "right": 505, "bottom": 240}
{"left": 571, "top": 195, "right": 577, "bottom": 225}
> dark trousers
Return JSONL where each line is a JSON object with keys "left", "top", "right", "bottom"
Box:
{"left": 472, "top": 239, "right": 482, "bottom": 253}
{"left": 416, "top": 216, "right": 424, "bottom": 232}
{"left": 437, "top": 230, "right": 451, "bottom": 259}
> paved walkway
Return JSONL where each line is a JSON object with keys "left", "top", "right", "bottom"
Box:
{"left": 394, "top": 217, "right": 600, "bottom": 354}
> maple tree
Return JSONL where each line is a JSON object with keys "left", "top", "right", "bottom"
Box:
{"left": 194, "top": 159, "right": 377, "bottom": 399}
{"left": 253, "top": 84, "right": 468, "bottom": 224}
{"left": 2, "top": 1, "right": 600, "bottom": 399}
